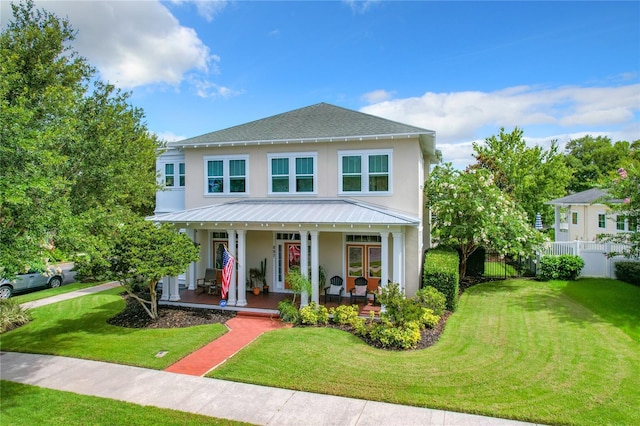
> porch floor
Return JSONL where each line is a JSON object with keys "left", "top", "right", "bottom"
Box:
{"left": 161, "top": 288, "right": 381, "bottom": 317}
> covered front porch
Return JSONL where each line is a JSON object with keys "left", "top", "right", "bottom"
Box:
{"left": 159, "top": 286, "right": 382, "bottom": 317}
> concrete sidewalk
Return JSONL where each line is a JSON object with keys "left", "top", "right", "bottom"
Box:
{"left": 0, "top": 352, "right": 540, "bottom": 426}
{"left": 19, "top": 281, "right": 121, "bottom": 310}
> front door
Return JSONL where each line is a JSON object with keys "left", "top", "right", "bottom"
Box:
{"left": 345, "top": 244, "right": 381, "bottom": 292}
{"left": 283, "top": 242, "right": 301, "bottom": 289}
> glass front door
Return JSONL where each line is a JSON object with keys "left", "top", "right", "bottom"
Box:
{"left": 345, "top": 243, "right": 381, "bottom": 291}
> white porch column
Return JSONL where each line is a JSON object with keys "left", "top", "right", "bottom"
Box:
{"left": 236, "top": 229, "right": 247, "bottom": 307}
{"left": 227, "top": 230, "right": 237, "bottom": 306}
{"left": 160, "top": 276, "right": 170, "bottom": 301}
{"left": 310, "top": 230, "right": 319, "bottom": 304}
{"left": 554, "top": 205, "right": 561, "bottom": 241}
{"left": 185, "top": 229, "right": 196, "bottom": 290}
{"left": 380, "top": 231, "right": 389, "bottom": 289}
{"left": 300, "top": 230, "right": 309, "bottom": 307}
{"left": 392, "top": 231, "right": 404, "bottom": 292}
{"left": 169, "top": 276, "right": 180, "bottom": 301}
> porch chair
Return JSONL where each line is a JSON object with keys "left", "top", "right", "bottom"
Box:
{"left": 324, "top": 275, "right": 344, "bottom": 303}
{"left": 349, "top": 277, "right": 369, "bottom": 305}
{"left": 196, "top": 268, "right": 217, "bottom": 294}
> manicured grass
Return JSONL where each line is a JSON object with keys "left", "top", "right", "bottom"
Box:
{"left": 11, "top": 281, "right": 105, "bottom": 304}
{"left": 560, "top": 278, "right": 640, "bottom": 342}
{"left": 0, "top": 287, "right": 227, "bottom": 369}
{"left": 0, "top": 380, "right": 251, "bottom": 426}
{"left": 209, "top": 279, "right": 640, "bottom": 426}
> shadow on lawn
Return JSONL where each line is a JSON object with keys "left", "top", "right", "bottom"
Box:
{"left": 471, "top": 279, "right": 606, "bottom": 328}
{"left": 1, "top": 298, "right": 141, "bottom": 354}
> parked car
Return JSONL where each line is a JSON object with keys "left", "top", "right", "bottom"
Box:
{"left": 0, "top": 268, "right": 64, "bottom": 299}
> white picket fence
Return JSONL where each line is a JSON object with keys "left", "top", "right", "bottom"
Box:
{"left": 538, "top": 241, "right": 636, "bottom": 279}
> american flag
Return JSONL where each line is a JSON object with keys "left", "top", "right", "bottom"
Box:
{"left": 221, "top": 246, "right": 235, "bottom": 300}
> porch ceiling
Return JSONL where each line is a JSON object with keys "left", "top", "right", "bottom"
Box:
{"left": 147, "top": 199, "right": 420, "bottom": 227}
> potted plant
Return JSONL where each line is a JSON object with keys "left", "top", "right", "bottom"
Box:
{"left": 250, "top": 258, "right": 268, "bottom": 295}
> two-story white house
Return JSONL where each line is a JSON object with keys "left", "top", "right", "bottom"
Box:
{"left": 546, "top": 188, "right": 629, "bottom": 242}
{"left": 149, "top": 103, "right": 438, "bottom": 308}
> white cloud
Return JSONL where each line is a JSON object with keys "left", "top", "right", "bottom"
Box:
{"left": 169, "top": 0, "right": 228, "bottom": 22}
{"left": 361, "top": 84, "right": 640, "bottom": 169}
{"left": 0, "top": 1, "right": 218, "bottom": 90}
{"left": 362, "top": 89, "right": 394, "bottom": 104}
{"left": 189, "top": 76, "right": 243, "bottom": 99}
{"left": 155, "top": 131, "right": 187, "bottom": 143}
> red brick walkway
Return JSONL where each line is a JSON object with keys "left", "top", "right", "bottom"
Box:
{"left": 164, "top": 314, "right": 289, "bottom": 376}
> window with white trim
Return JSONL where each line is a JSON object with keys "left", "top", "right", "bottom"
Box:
{"left": 204, "top": 155, "right": 248, "bottom": 195}
{"left": 616, "top": 215, "right": 626, "bottom": 231}
{"left": 163, "top": 162, "right": 185, "bottom": 188}
{"left": 597, "top": 213, "right": 606, "bottom": 229}
{"left": 339, "top": 150, "right": 392, "bottom": 194}
{"left": 571, "top": 211, "right": 578, "bottom": 225}
{"left": 268, "top": 153, "right": 316, "bottom": 194}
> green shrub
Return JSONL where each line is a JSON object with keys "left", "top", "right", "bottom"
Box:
{"left": 420, "top": 308, "right": 440, "bottom": 329}
{"left": 414, "top": 286, "right": 446, "bottom": 316}
{"left": 277, "top": 299, "right": 299, "bottom": 323}
{"left": 0, "top": 298, "right": 32, "bottom": 333}
{"left": 329, "top": 304, "right": 360, "bottom": 326}
{"left": 299, "top": 302, "right": 329, "bottom": 325}
{"left": 538, "top": 254, "right": 585, "bottom": 281}
{"left": 377, "top": 283, "right": 441, "bottom": 331}
{"left": 615, "top": 262, "right": 640, "bottom": 286}
{"left": 423, "top": 249, "right": 459, "bottom": 311}
{"left": 368, "top": 319, "right": 421, "bottom": 350}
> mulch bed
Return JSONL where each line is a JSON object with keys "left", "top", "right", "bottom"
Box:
{"left": 108, "top": 281, "right": 483, "bottom": 350}
{"left": 107, "top": 293, "right": 235, "bottom": 329}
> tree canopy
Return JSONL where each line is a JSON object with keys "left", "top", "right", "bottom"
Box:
{"left": 563, "top": 135, "right": 639, "bottom": 193}
{"left": 425, "top": 163, "right": 545, "bottom": 277}
{"left": 0, "top": 1, "right": 160, "bottom": 277}
{"left": 110, "top": 220, "right": 199, "bottom": 319}
{"left": 470, "top": 127, "right": 571, "bottom": 229}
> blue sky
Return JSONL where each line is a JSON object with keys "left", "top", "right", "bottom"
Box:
{"left": 2, "top": 1, "right": 639, "bottom": 168}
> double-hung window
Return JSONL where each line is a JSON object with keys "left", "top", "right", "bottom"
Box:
{"left": 268, "top": 153, "right": 316, "bottom": 194}
{"left": 339, "top": 150, "right": 392, "bottom": 194}
{"left": 204, "top": 155, "right": 248, "bottom": 195}
{"left": 164, "top": 162, "right": 185, "bottom": 188}
{"left": 597, "top": 213, "right": 606, "bottom": 229}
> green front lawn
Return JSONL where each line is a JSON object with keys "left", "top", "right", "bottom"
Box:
{"left": 11, "top": 281, "right": 106, "bottom": 304}
{"left": 209, "top": 278, "right": 640, "bottom": 426}
{"left": 0, "top": 287, "right": 227, "bottom": 369}
{"left": 0, "top": 380, "right": 251, "bottom": 426}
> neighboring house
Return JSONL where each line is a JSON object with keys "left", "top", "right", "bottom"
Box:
{"left": 149, "top": 102, "right": 438, "bottom": 307}
{"left": 546, "top": 188, "right": 631, "bottom": 242}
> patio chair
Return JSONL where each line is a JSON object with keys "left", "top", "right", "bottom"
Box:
{"left": 349, "top": 277, "right": 369, "bottom": 305}
{"left": 196, "top": 268, "right": 216, "bottom": 294}
{"left": 324, "top": 275, "right": 344, "bottom": 303}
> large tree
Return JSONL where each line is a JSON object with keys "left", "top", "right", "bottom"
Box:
{"left": 470, "top": 127, "right": 571, "bottom": 229}
{"left": 564, "top": 135, "right": 639, "bottom": 193}
{"left": 425, "top": 163, "right": 545, "bottom": 277}
{"left": 109, "top": 220, "right": 199, "bottom": 319}
{"left": 0, "top": 1, "right": 159, "bottom": 277}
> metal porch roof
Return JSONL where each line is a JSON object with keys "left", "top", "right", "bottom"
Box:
{"left": 148, "top": 199, "right": 420, "bottom": 226}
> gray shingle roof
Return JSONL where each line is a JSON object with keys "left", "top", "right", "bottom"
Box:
{"left": 148, "top": 199, "right": 420, "bottom": 226}
{"left": 169, "top": 102, "right": 435, "bottom": 147}
{"left": 546, "top": 188, "right": 617, "bottom": 205}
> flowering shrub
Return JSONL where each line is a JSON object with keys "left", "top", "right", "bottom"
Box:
{"left": 425, "top": 163, "right": 545, "bottom": 278}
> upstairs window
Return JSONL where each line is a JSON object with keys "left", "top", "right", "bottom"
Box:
{"left": 268, "top": 153, "right": 316, "bottom": 194}
{"left": 164, "top": 162, "right": 185, "bottom": 188}
{"left": 339, "top": 150, "right": 392, "bottom": 194}
{"left": 205, "top": 156, "right": 248, "bottom": 195}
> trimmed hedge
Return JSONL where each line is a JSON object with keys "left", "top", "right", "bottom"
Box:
{"left": 537, "top": 254, "right": 584, "bottom": 281}
{"left": 423, "top": 249, "right": 460, "bottom": 311}
{"left": 615, "top": 261, "right": 640, "bottom": 286}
